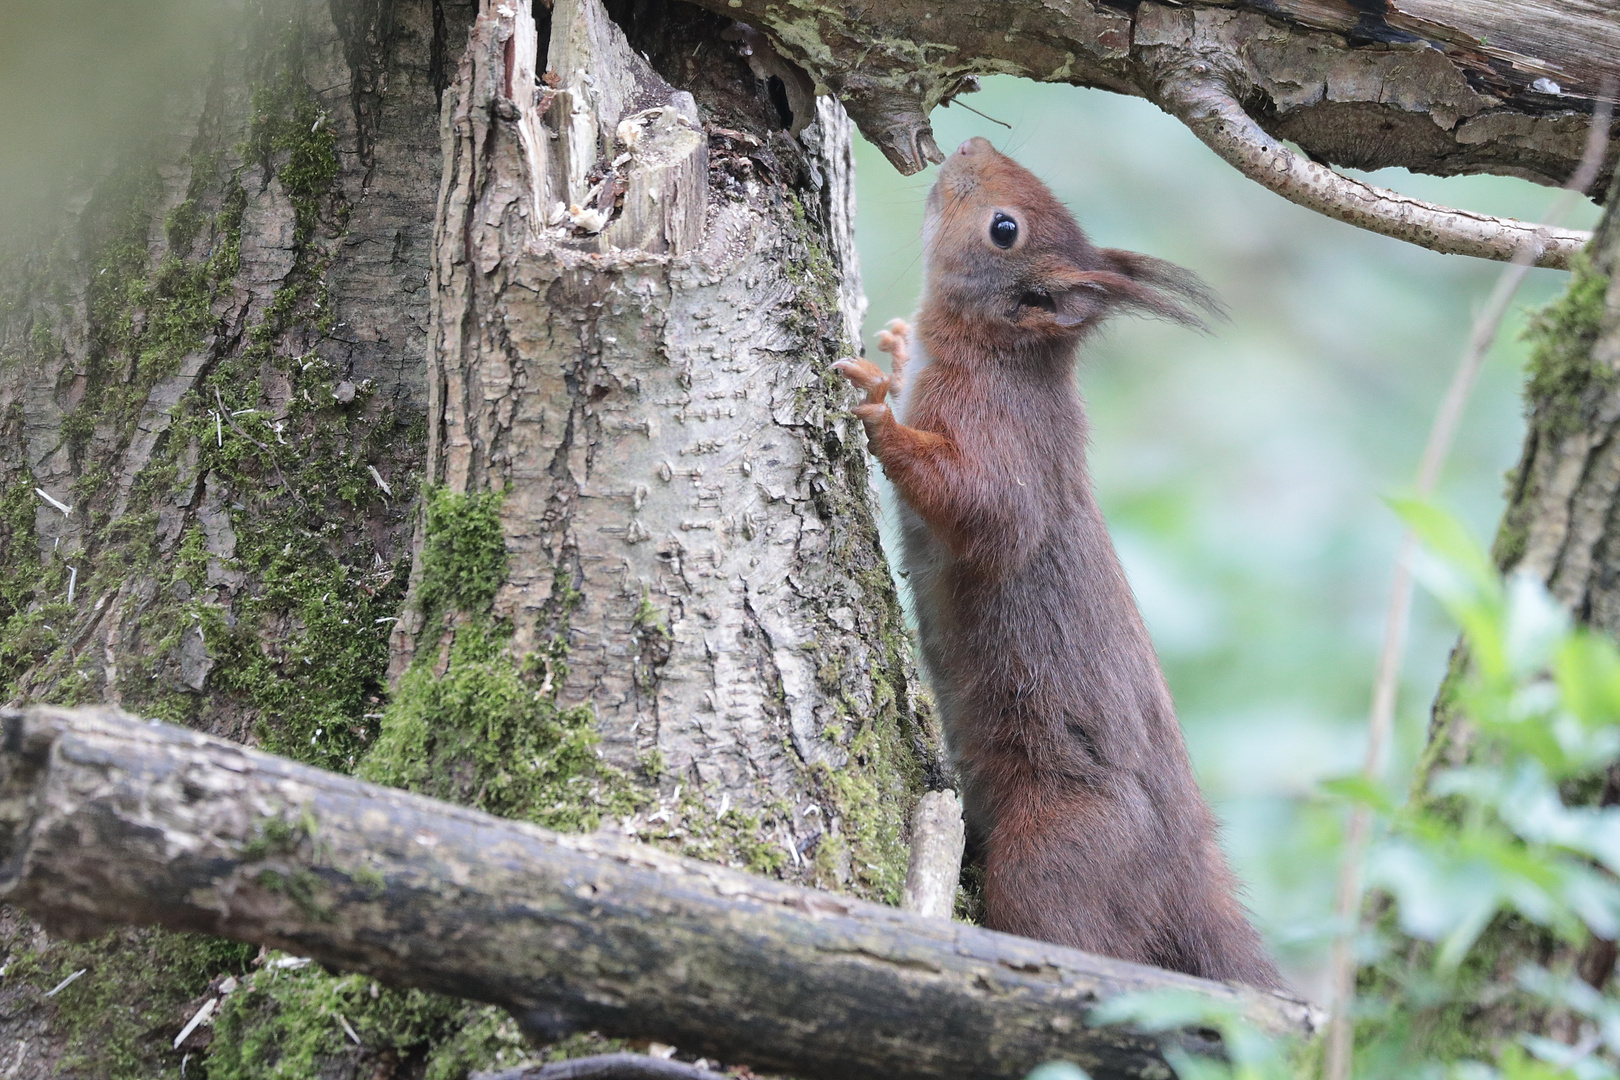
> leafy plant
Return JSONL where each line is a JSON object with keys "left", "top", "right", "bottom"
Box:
{"left": 1037, "top": 502, "right": 1620, "bottom": 1079}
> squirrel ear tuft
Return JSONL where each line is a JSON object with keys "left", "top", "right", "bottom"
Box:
{"left": 1039, "top": 265, "right": 1213, "bottom": 332}
{"left": 1022, "top": 251, "right": 1222, "bottom": 334}
{"left": 1094, "top": 248, "right": 1226, "bottom": 330}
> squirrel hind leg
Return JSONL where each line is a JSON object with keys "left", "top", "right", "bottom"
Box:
{"left": 980, "top": 789, "right": 1163, "bottom": 964}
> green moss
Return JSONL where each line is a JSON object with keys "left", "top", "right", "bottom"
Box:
{"left": 632, "top": 589, "right": 672, "bottom": 690}
{"left": 417, "top": 487, "right": 508, "bottom": 621}
{"left": 0, "top": 479, "right": 42, "bottom": 618}
{"left": 0, "top": 475, "right": 73, "bottom": 699}
{"left": 0, "top": 928, "right": 254, "bottom": 1080}
{"left": 1494, "top": 257, "right": 1614, "bottom": 572}
{"left": 420, "top": 1006, "right": 546, "bottom": 1079}
{"left": 1523, "top": 253, "right": 1613, "bottom": 438}
{"left": 1350, "top": 910, "right": 1560, "bottom": 1070}
{"left": 208, "top": 965, "right": 622, "bottom": 1080}
{"left": 639, "top": 788, "right": 793, "bottom": 876}
{"left": 244, "top": 68, "right": 340, "bottom": 245}
{"left": 361, "top": 623, "right": 646, "bottom": 831}
{"left": 809, "top": 716, "right": 915, "bottom": 903}
{"left": 208, "top": 963, "right": 492, "bottom": 1080}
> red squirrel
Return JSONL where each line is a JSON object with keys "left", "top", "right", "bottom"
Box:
{"left": 835, "top": 137, "right": 1282, "bottom": 988}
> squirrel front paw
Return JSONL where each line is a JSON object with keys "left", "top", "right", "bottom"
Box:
{"left": 833, "top": 356, "right": 891, "bottom": 405}
{"left": 833, "top": 357, "right": 895, "bottom": 441}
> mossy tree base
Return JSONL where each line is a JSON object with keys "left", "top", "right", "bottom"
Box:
{"left": 0, "top": 0, "right": 476, "bottom": 1075}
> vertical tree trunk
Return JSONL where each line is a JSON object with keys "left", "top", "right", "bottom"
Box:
{"left": 0, "top": 0, "right": 935, "bottom": 1074}
{"left": 1367, "top": 175, "right": 1620, "bottom": 1062}
{"left": 373, "top": 0, "right": 936, "bottom": 902}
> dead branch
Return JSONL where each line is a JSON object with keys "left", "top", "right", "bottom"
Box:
{"left": 0, "top": 705, "right": 1318, "bottom": 1080}
{"left": 900, "top": 789, "right": 966, "bottom": 920}
{"left": 1154, "top": 72, "right": 1588, "bottom": 269}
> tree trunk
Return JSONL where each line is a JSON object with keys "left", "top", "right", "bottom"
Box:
{"left": 0, "top": 0, "right": 932, "bottom": 1075}
{"left": 1354, "top": 167, "right": 1620, "bottom": 1063}
{"left": 1, "top": 1, "right": 472, "bottom": 1073}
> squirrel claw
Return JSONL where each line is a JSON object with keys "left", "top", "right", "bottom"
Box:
{"left": 852, "top": 401, "right": 891, "bottom": 426}
{"left": 833, "top": 356, "right": 890, "bottom": 403}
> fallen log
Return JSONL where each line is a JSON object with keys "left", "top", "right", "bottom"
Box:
{"left": 0, "top": 705, "right": 1318, "bottom": 1080}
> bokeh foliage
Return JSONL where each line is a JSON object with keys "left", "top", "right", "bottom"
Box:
{"left": 1046, "top": 507, "right": 1620, "bottom": 1079}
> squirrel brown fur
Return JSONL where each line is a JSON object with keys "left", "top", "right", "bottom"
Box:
{"left": 834, "top": 137, "right": 1282, "bottom": 989}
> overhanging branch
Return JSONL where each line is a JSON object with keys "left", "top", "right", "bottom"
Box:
{"left": 695, "top": 0, "right": 1617, "bottom": 265}
{"left": 0, "top": 705, "right": 1317, "bottom": 1080}
{"left": 1156, "top": 73, "right": 1590, "bottom": 269}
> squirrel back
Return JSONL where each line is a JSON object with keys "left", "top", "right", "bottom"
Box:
{"left": 836, "top": 137, "right": 1282, "bottom": 989}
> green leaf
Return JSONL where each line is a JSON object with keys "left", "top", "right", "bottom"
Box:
{"left": 1320, "top": 774, "right": 1398, "bottom": 814}
{"left": 1389, "top": 497, "right": 1499, "bottom": 596}
{"left": 1555, "top": 632, "right": 1620, "bottom": 729}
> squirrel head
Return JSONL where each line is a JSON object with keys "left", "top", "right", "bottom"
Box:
{"left": 922, "top": 137, "right": 1220, "bottom": 345}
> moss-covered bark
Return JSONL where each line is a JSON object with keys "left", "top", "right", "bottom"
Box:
{"left": 0, "top": 0, "right": 934, "bottom": 1076}
{"left": 0, "top": 1, "right": 472, "bottom": 1075}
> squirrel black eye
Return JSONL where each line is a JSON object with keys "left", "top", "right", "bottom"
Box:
{"left": 990, "top": 212, "right": 1018, "bottom": 249}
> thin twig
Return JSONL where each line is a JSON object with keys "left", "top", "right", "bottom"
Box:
{"left": 946, "top": 99, "right": 1012, "bottom": 129}
{"left": 1157, "top": 73, "right": 1596, "bottom": 269}
{"left": 1321, "top": 91, "right": 1614, "bottom": 1080}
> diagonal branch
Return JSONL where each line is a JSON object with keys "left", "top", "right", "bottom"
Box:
{"left": 0, "top": 705, "right": 1318, "bottom": 1080}
{"left": 1155, "top": 74, "right": 1592, "bottom": 269}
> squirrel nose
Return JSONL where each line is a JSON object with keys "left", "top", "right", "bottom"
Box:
{"left": 957, "top": 136, "right": 994, "bottom": 157}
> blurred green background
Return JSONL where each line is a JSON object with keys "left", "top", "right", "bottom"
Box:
{"left": 852, "top": 76, "right": 1602, "bottom": 997}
